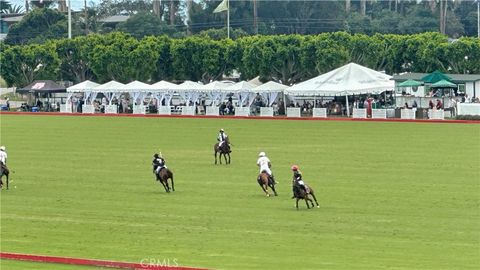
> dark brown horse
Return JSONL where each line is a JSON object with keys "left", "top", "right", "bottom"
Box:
{"left": 154, "top": 168, "right": 174, "bottom": 193}
{"left": 292, "top": 182, "right": 319, "bottom": 210}
{"left": 257, "top": 171, "right": 277, "bottom": 197}
{"left": 214, "top": 136, "right": 231, "bottom": 164}
{"left": 0, "top": 164, "right": 9, "bottom": 190}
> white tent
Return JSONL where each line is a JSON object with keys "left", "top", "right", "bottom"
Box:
{"left": 120, "top": 81, "right": 156, "bottom": 106}
{"left": 151, "top": 80, "right": 177, "bottom": 91}
{"left": 171, "top": 80, "right": 202, "bottom": 91}
{"left": 225, "top": 81, "right": 257, "bottom": 107}
{"left": 94, "top": 80, "right": 126, "bottom": 105}
{"left": 253, "top": 81, "right": 288, "bottom": 92}
{"left": 170, "top": 80, "right": 203, "bottom": 106}
{"left": 94, "top": 80, "right": 126, "bottom": 93}
{"left": 120, "top": 80, "right": 155, "bottom": 92}
{"left": 65, "top": 80, "right": 100, "bottom": 106}
{"left": 66, "top": 80, "right": 99, "bottom": 93}
{"left": 225, "top": 81, "right": 257, "bottom": 92}
{"left": 285, "top": 63, "right": 394, "bottom": 96}
{"left": 253, "top": 81, "right": 288, "bottom": 107}
{"left": 201, "top": 81, "right": 236, "bottom": 106}
{"left": 248, "top": 76, "right": 263, "bottom": 86}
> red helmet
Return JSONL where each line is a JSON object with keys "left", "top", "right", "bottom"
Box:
{"left": 291, "top": 165, "right": 299, "bottom": 171}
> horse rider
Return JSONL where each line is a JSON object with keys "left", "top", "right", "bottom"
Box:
{"left": 152, "top": 152, "right": 167, "bottom": 176}
{"left": 291, "top": 165, "right": 308, "bottom": 198}
{"left": 0, "top": 146, "right": 7, "bottom": 175}
{"left": 217, "top": 128, "right": 228, "bottom": 148}
{"left": 257, "top": 152, "right": 276, "bottom": 184}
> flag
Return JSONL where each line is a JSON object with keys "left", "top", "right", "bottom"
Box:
{"left": 213, "top": 0, "right": 228, "bottom": 13}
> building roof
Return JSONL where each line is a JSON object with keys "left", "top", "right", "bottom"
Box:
{"left": 1, "top": 15, "right": 24, "bottom": 23}
{"left": 99, "top": 15, "right": 130, "bottom": 23}
{"left": 392, "top": 73, "right": 480, "bottom": 83}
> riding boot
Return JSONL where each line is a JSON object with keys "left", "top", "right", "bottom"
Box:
{"left": 270, "top": 174, "right": 277, "bottom": 184}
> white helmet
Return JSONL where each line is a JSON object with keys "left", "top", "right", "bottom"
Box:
{"left": 258, "top": 152, "right": 266, "bottom": 157}
{"left": 0, "top": 146, "right": 5, "bottom": 151}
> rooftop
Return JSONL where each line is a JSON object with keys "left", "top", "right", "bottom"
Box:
{"left": 392, "top": 73, "right": 480, "bottom": 83}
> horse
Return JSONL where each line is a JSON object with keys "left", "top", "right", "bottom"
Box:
{"left": 214, "top": 136, "right": 231, "bottom": 165}
{"left": 257, "top": 171, "right": 277, "bottom": 197}
{"left": 0, "top": 164, "right": 10, "bottom": 190}
{"left": 292, "top": 182, "right": 319, "bottom": 210}
{"left": 154, "top": 168, "right": 175, "bottom": 193}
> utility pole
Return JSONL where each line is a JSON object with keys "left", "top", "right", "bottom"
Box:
{"left": 68, "top": 0, "right": 72, "bottom": 38}
{"left": 84, "top": 0, "right": 88, "bottom": 34}
{"left": 477, "top": 0, "right": 479, "bottom": 38}
{"left": 253, "top": 0, "right": 258, "bottom": 34}
{"left": 186, "top": 0, "right": 192, "bottom": 35}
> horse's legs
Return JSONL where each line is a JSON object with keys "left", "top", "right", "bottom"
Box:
{"left": 159, "top": 179, "right": 169, "bottom": 193}
{"left": 305, "top": 198, "right": 311, "bottom": 209}
{"left": 310, "top": 193, "right": 320, "bottom": 208}
{"left": 5, "top": 174, "right": 8, "bottom": 190}
{"left": 259, "top": 182, "right": 269, "bottom": 197}
{"left": 268, "top": 182, "right": 278, "bottom": 196}
{"left": 170, "top": 176, "right": 174, "bottom": 192}
{"left": 296, "top": 198, "right": 300, "bottom": 210}
{"left": 214, "top": 151, "right": 218, "bottom": 165}
{"left": 226, "top": 152, "right": 230, "bottom": 164}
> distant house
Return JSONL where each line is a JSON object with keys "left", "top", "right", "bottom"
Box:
{"left": 99, "top": 15, "right": 130, "bottom": 27}
{"left": 0, "top": 14, "right": 24, "bottom": 40}
{"left": 392, "top": 73, "right": 480, "bottom": 98}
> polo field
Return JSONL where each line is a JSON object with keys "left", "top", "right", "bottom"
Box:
{"left": 0, "top": 114, "right": 478, "bottom": 269}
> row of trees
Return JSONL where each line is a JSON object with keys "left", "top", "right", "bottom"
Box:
{"left": 2, "top": 0, "right": 479, "bottom": 45}
{"left": 1, "top": 31, "right": 479, "bottom": 87}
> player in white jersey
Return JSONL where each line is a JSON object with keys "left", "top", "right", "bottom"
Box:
{"left": 256, "top": 152, "right": 276, "bottom": 184}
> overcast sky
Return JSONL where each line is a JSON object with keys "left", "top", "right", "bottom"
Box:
{"left": 9, "top": 0, "right": 100, "bottom": 12}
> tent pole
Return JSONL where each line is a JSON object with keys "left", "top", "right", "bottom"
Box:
{"left": 345, "top": 93, "right": 350, "bottom": 117}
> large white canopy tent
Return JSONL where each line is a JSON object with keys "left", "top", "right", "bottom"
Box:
{"left": 225, "top": 81, "right": 257, "bottom": 107}
{"left": 253, "top": 81, "right": 288, "bottom": 106}
{"left": 93, "top": 80, "right": 126, "bottom": 105}
{"left": 200, "top": 81, "right": 236, "bottom": 106}
{"left": 170, "top": 80, "right": 203, "bottom": 106}
{"left": 150, "top": 80, "right": 178, "bottom": 106}
{"left": 66, "top": 80, "right": 100, "bottom": 105}
{"left": 119, "top": 81, "right": 156, "bottom": 106}
{"left": 285, "top": 62, "right": 394, "bottom": 114}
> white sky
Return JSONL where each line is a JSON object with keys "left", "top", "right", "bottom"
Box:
{"left": 9, "top": 0, "right": 100, "bottom": 12}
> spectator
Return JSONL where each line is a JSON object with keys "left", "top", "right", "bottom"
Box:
{"left": 450, "top": 97, "right": 457, "bottom": 117}
{"left": 6, "top": 98, "right": 10, "bottom": 111}
{"left": 429, "top": 100, "right": 434, "bottom": 109}
{"left": 412, "top": 100, "right": 418, "bottom": 108}
{"left": 436, "top": 99, "right": 443, "bottom": 110}
{"left": 219, "top": 102, "right": 226, "bottom": 115}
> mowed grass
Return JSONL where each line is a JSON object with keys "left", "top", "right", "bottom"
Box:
{"left": 0, "top": 114, "right": 479, "bottom": 270}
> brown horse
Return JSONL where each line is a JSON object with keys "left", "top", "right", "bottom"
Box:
{"left": 257, "top": 171, "right": 277, "bottom": 197}
{"left": 0, "top": 164, "right": 9, "bottom": 190}
{"left": 292, "top": 182, "right": 319, "bottom": 210}
{"left": 154, "top": 168, "right": 175, "bottom": 193}
{"left": 214, "top": 136, "right": 231, "bottom": 164}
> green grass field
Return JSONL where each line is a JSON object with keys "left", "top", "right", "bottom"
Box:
{"left": 1, "top": 115, "right": 479, "bottom": 270}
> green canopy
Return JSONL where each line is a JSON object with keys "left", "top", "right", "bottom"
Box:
{"left": 431, "top": 79, "right": 457, "bottom": 88}
{"left": 421, "top": 71, "right": 452, "bottom": 84}
{"left": 398, "top": 79, "right": 422, "bottom": 87}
